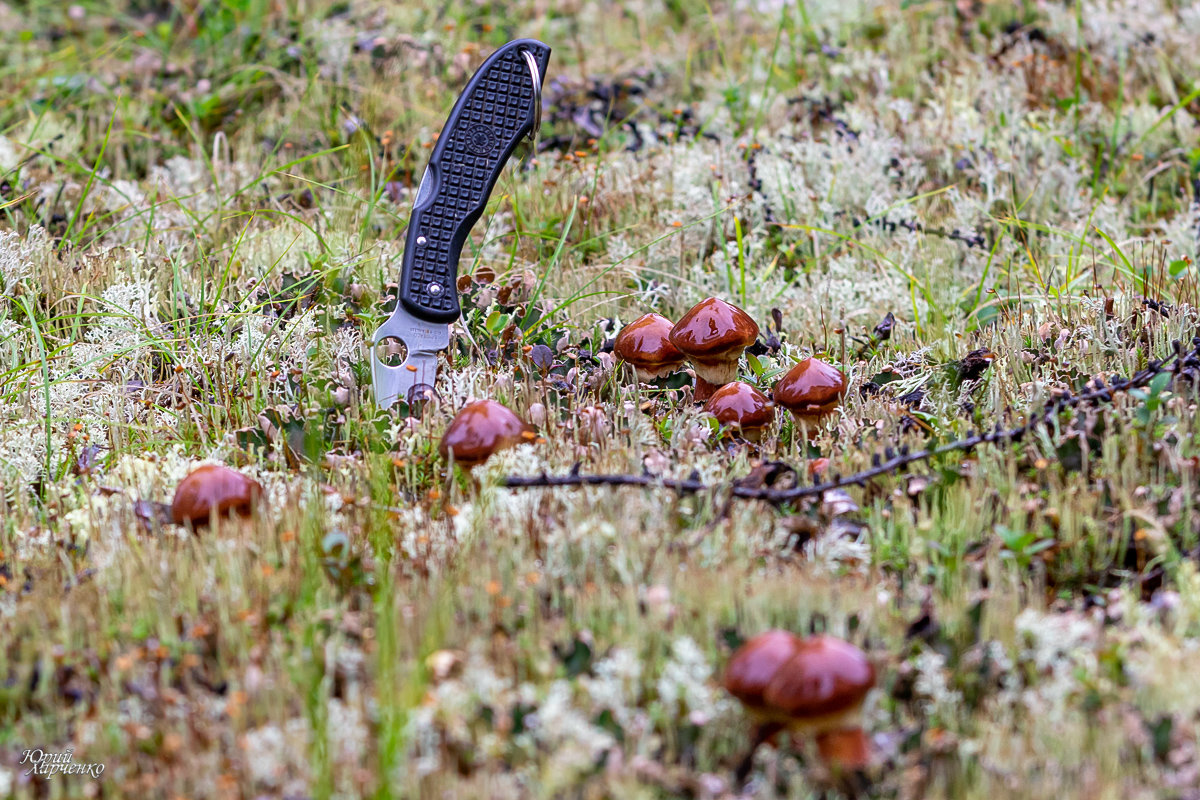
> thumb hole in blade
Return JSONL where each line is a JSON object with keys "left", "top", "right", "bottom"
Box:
{"left": 375, "top": 336, "right": 409, "bottom": 367}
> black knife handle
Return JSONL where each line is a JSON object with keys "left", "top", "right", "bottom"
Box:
{"left": 398, "top": 39, "right": 551, "bottom": 323}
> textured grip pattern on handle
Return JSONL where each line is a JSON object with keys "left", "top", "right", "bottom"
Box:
{"left": 400, "top": 41, "right": 550, "bottom": 323}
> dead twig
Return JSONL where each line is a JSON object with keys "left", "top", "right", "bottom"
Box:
{"left": 499, "top": 338, "right": 1200, "bottom": 505}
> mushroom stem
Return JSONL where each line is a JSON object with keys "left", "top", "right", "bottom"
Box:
{"left": 734, "top": 721, "right": 785, "bottom": 786}
{"left": 815, "top": 727, "right": 870, "bottom": 770}
{"left": 694, "top": 376, "right": 718, "bottom": 402}
{"left": 795, "top": 416, "right": 811, "bottom": 476}
{"left": 793, "top": 413, "right": 837, "bottom": 442}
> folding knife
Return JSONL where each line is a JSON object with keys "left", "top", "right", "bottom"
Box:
{"left": 371, "top": 38, "right": 551, "bottom": 410}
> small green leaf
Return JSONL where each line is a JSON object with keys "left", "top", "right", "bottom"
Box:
{"left": 485, "top": 311, "right": 510, "bottom": 335}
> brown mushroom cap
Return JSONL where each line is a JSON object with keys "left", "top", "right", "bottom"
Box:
{"left": 772, "top": 358, "right": 847, "bottom": 417}
{"left": 171, "top": 464, "right": 263, "bottom": 525}
{"left": 614, "top": 313, "right": 686, "bottom": 381}
{"left": 439, "top": 400, "right": 535, "bottom": 469}
{"left": 761, "top": 635, "right": 875, "bottom": 724}
{"left": 723, "top": 630, "right": 805, "bottom": 713}
{"left": 668, "top": 298, "right": 759, "bottom": 386}
{"left": 704, "top": 381, "right": 775, "bottom": 436}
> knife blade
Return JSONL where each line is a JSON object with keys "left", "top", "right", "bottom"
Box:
{"left": 372, "top": 38, "right": 551, "bottom": 410}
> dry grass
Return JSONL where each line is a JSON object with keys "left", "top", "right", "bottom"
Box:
{"left": 3, "top": 0, "right": 1200, "bottom": 797}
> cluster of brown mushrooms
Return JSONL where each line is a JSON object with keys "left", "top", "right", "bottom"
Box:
{"left": 158, "top": 304, "right": 876, "bottom": 788}
{"left": 615, "top": 297, "right": 848, "bottom": 441}
{"left": 435, "top": 296, "right": 850, "bottom": 468}
{"left": 168, "top": 300, "right": 847, "bottom": 513}
{"left": 724, "top": 631, "right": 876, "bottom": 777}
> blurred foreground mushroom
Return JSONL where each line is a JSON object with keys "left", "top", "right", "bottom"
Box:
{"left": 613, "top": 313, "right": 686, "bottom": 382}
{"left": 773, "top": 357, "right": 847, "bottom": 435}
{"left": 724, "top": 632, "right": 876, "bottom": 782}
{"left": 669, "top": 298, "right": 759, "bottom": 401}
{"left": 439, "top": 400, "right": 535, "bottom": 469}
{"left": 171, "top": 464, "right": 263, "bottom": 526}
{"left": 764, "top": 634, "right": 876, "bottom": 770}
{"left": 703, "top": 381, "right": 774, "bottom": 441}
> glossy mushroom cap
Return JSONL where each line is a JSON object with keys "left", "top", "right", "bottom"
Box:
{"left": 614, "top": 313, "right": 686, "bottom": 381}
{"left": 723, "top": 630, "right": 805, "bottom": 717}
{"left": 439, "top": 400, "right": 535, "bottom": 469}
{"left": 772, "top": 358, "right": 847, "bottom": 419}
{"left": 704, "top": 381, "right": 775, "bottom": 441}
{"left": 762, "top": 634, "right": 875, "bottom": 728}
{"left": 171, "top": 464, "right": 263, "bottom": 525}
{"left": 669, "top": 298, "right": 759, "bottom": 388}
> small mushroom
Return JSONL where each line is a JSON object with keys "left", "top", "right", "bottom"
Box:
{"left": 439, "top": 400, "right": 535, "bottom": 469}
{"left": 669, "top": 298, "right": 759, "bottom": 401}
{"left": 703, "top": 381, "right": 775, "bottom": 442}
{"left": 613, "top": 313, "right": 686, "bottom": 382}
{"left": 772, "top": 357, "right": 847, "bottom": 433}
{"left": 171, "top": 464, "right": 263, "bottom": 526}
{"left": 763, "top": 634, "right": 876, "bottom": 770}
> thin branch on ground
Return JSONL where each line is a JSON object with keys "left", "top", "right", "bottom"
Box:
{"left": 499, "top": 338, "right": 1200, "bottom": 505}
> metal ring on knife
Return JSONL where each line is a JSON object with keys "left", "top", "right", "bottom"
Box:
{"left": 521, "top": 48, "right": 542, "bottom": 145}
